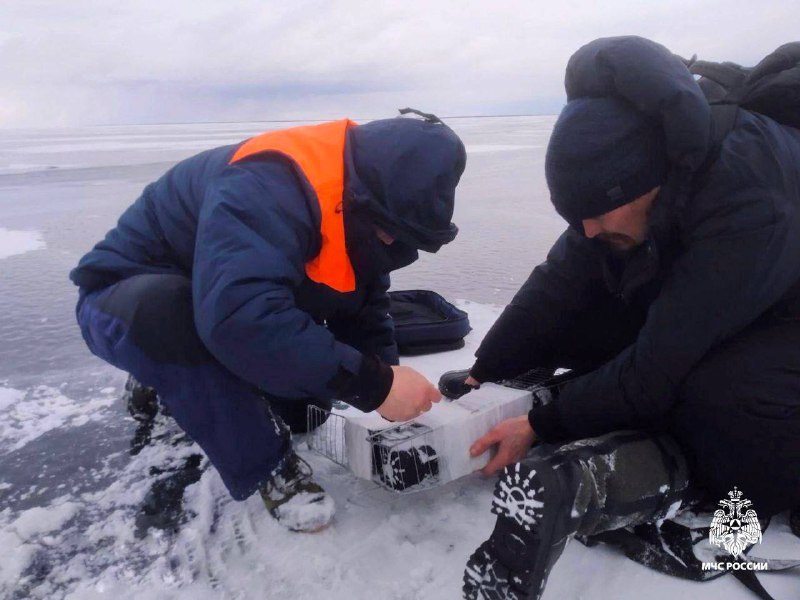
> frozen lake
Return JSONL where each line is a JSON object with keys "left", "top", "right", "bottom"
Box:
{"left": 1, "top": 118, "right": 796, "bottom": 599}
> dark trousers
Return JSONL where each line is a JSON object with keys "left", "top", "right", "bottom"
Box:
{"left": 552, "top": 431, "right": 691, "bottom": 536}
{"left": 77, "top": 274, "right": 291, "bottom": 500}
{"left": 529, "top": 431, "right": 690, "bottom": 537}
{"left": 554, "top": 306, "right": 800, "bottom": 517}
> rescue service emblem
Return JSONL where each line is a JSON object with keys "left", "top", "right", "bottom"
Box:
{"left": 709, "top": 487, "right": 762, "bottom": 557}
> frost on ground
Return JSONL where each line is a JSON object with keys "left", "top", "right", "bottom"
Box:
{"left": 0, "top": 302, "right": 798, "bottom": 600}
{"left": 0, "top": 385, "right": 116, "bottom": 452}
{"left": 0, "top": 227, "right": 45, "bottom": 260}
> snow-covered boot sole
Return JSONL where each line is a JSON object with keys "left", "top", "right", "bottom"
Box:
{"left": 260, "top": 453, "right": 335, "bottom": 533}
{"left": 463, "top": 540, "right": 522, "bottom": 600}
{"left": 464, "top": 459, "right": 577, "bottom": 600}
{"left": 270, "top": 491, "right": 335, "bottom": 533}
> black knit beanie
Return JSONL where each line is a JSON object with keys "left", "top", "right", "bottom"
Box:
{"left": 545, "top": 96, "right": 668, "bottom": 228}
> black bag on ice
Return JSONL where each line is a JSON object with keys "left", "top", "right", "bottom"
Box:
{"left": 388, "top": 290, "right": 471, "bottom": 355}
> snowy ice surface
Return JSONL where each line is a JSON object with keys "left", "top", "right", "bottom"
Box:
{"left": 0, "top": 227, "right": 45, "bottom": 260}
{"left": 465, "top": 144, "right": 541, "bottom": 153}
{"left": 1, "top": 301, "right": 797, "bottom": 599}
{"left": 1, "top": 119, "right": 797, "bottom": 599}
{"left": 0, "top": 385, "right": 116, "bottom": 452}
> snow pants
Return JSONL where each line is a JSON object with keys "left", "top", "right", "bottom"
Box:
{"left": 552, "top": 304, "right": 800, "bottom": 518}
{"left": 76, "top": 274, "right": 292, "bottom": 500}
{"left": 533, "top": 431, "right": 690, "bottom": 538}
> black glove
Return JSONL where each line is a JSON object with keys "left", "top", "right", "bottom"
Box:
{"left": 438, "top": 368, "right": 478, "bottom": 399}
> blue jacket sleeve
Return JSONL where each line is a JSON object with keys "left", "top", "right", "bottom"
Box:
{"left": 326, "top": 274, "right": 399, "bottom": 366}
{"left": 531, "top": 115, "right": 800, "bottom": 442}
{"left": 192, "top": 160, "right": 392, "bottom": 410}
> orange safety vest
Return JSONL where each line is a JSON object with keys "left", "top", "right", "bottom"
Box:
{"left": 229, "top": 119, "right": 358, "bottom": 293}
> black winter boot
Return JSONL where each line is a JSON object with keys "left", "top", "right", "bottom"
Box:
{"left": 124, "top": 374, "right": 159, "bottom": 422}
{"left": 464, "top": 458, "right": 581, "bottom": 600}
{"left": 263, "top": 394, "right": 332, "bottom": 434}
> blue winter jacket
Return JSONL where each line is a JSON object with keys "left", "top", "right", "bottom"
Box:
{"left": 70, "top": 119, "right": 466, "bottom": 411}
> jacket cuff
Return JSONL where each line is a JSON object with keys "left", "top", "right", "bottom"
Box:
{"left": 340, "top": 354, "right": 394, "bottom": 413}
{"left": 528, "top": 401, "right": 572, "bottom": 444}
{"left": 468, "top": 360, "right": 497, "bottom": 385}
{"left": 380, "top": 343, "right": 400, "bottom": 367}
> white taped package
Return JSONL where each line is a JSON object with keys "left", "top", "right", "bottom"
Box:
{"left": 341, "top": 383, "right": 533, "bottom": 485}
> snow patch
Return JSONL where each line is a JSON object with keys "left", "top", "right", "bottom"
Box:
{"left": 0, "top": 500, "right": 80, "bottom": 591}
{"left": 0, "top": 531, "right": 35, "bottom": 591}
{"left": 0, "top": 227, "right": 45, "bottom": 260}
{"left": 0, "top": 385, "right": 115, "bottom": 452}
{"left": 11, "top": 501, "right": 80, "bottom": 540}
{"left": 663, "top": 500, "right": 684, "bottom": 521}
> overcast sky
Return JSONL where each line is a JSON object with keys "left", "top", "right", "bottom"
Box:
{"left": 1, "top": 0, "right": 797, "bottom": 128}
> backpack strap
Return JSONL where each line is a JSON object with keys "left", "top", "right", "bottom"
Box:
{"left": 730, "top": 555, "right": 800, "bottom": 600}
{"left": 690, "top": 60, "right": 750, "bottom": 102}
{"left": 731, "top": 570, "right": 776, "bottom": 600}
{"left": 691, "top": 42, "right": 800, "bottom": 130}
{"left": 587, "top": 519, "right": 800, "bottom": 600}
{"left": 587, "top": 525, "right": 725, "bottom": 582}
{"left": 693, "top": 103, "right": 739, "bottom": 175}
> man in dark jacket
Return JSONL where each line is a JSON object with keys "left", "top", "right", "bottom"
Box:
{"left": 71, "top": 114, "right": 466, "bottom": 532}
{"left": 458, "top": 37, "right": 800, "bottom": 599}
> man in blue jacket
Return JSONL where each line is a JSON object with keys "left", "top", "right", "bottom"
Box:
{"left": 71, "top": 114, "right": 466, "bottom": 532}
{"left": 457, "top": 38, "right": 800, "bottom": 598}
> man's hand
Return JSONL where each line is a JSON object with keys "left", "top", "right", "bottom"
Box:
{"left": 377, "top": 366, "right": 442, "bottom": 421}
{"left": 470, "top": 415, "right": 537, "bottom": 476}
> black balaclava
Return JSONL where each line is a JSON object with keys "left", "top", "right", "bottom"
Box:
{"left": 545, "top": 96, "right": 668, "bottom": 230}
{"left": 344, "top": 204, "right": 419, "bottom": 282}
{"left": 343, "top": 115, "right": 466, "bottom": 282}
